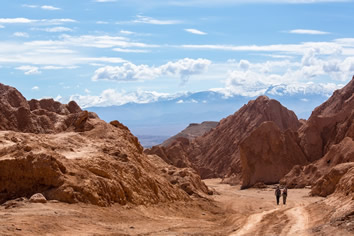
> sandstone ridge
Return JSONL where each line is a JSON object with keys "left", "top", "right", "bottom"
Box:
{"left": 0, "top": 83, "right": 210, "bottom": 206}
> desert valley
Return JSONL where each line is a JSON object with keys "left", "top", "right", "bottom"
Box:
{"left": 0, "top": 76, "right": 353, "bottom": 235}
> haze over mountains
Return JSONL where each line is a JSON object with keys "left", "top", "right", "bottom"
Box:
{"left": 87, "top": 90, "right": 329, "bottom": 146}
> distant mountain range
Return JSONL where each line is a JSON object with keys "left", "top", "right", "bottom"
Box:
{"left": 87, "top": 90, "right": 329, "bottom": 147}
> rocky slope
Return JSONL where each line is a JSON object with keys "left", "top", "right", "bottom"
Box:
{"left": 160, "top": 121, "right": 218, "bottom": 147}
{"left": 0, "top": 83, "right": 210, "bottom": 206}
{"left": 281, "top": 76, "right": 354, "bottom": 197}
{"left": 0, "top": 83, "right": 87, "bottom": 133}
{"left": 239, "top": 121, "right": 308, "bottom": 188}
{"left": 148, "top": 96, "right": 301, "bottom": 181}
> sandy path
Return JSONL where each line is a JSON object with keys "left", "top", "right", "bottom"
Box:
{"left": 0, "top": 178, "right": 325, "bottom": 235}
{"left": 204, "top": 179, "right": 321, "bottom": 236}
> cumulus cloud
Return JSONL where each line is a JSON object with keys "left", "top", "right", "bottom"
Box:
{"left": 92, "top": 58, "right": 211, "bottom": 84}
{"left": 217, "top": 49, "right": 353, "bottom": 97}
{"left": 185, "top": 28, "right": 207, "bottom": 35}
{"left": 32, "top": 86, "right": 39, "bottom": 90}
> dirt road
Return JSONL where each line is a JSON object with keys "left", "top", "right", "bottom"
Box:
{"left": 1, "top": 178, "right": 349, "bottom": 236}
{"left": 205, "top": 179, "right": 322, "bottom": 236}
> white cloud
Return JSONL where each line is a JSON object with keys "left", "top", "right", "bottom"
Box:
{"left": 185, "top": 28, "right": 207, "bottom": 35}
{"left": 0, "top": 18, "right": 76, "bottom": 25}
{"left": 22, "top": 4, "right": 37, "bottom": 8}
{"left": 113, "top": 48, "right": 149, "bottom": 53}
{"left": 16, "top": 66, "right": 41, "bottom": 75}
{"left": 215, "top": 49, "right": 353, "bottom": 97}
{"left": 23, "top": 4, "right": 61, "bottom": 10}
{"left": 58, "top": 34, "right": 158, "bottom": 48}
{"left": 132, "top": 15, "right": 181, "bottom": 25}
{"left": 120, "top": 30, "right": 134, "bottom": 35}
{"left": 96, "top": 21, "right": 109, "bottom": 24}
{"left": 41, "top": 66, "right": 78, "bottom": 70}
{"left": 0, "top": 18, "right": 36, "bottom": 24}
{"left": 32, "top": 86, "right": 39, "bottom": 90}
{"left": 92, "top": 58, "right": 212, "bottom": 83}
{"left": 41, "top": 5, "right": 61, "bottom": 10}
{"left": 13, "top": 32, "right": 29, "bottom": 38}
{"left": 288, "top": 29, "right": 330, "bottom": 35}
{"left": 34, "top": 27, "right": 73, "bottom": 32}
{"left": 0, "top": 25, "right": 4, "bottom": 28}
{"left": 63, "top": 89, "right": 171, "bottom": 108}
{"left": 78, "top": 57, "right": 127, "bottom": 64}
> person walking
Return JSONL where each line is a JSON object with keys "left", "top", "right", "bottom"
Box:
{"left": 275, "top": 186, "right": 281, "bottom": 205}
{"left": 282, "top": 186, "right": 288, "bottom": 205}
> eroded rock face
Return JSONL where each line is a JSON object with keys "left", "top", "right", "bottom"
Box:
{"left": 299, "top": 76, "right": 354, "bottom": 162}
{"left": 0, "top": 83, "right": 210, "bottom": 206}
{"left": 0, "top": 120, "right": 195, "bottom": 206}
{"left": 148, "top": 96, "right": 301, "bottom": 180}
{"left": 160, "top": 121, "right": 218, "bottom": 147}
{"left": 281, "top": 137, "right": 354, "bottom": 188}
{"left": 0, "top": 83, "right": 96, "bottom": 134}
{"left": 310, "top": 163, "right": 354, "bottom": 197}
{"left": 280, "top": 76, "right": 354, "bottom": 195}
{"left": 240, "top": 121, "right": 308, "bottom": 188}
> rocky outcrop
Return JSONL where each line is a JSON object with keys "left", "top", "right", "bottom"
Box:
{"left": 299, "top": 76, "right": 354, "bottom": 162}
{"left": 0, "top": 83, "right": 97, "bottom": 134}
{"left": 310, "top": 163, "right": 354, "bottom": 197}
{"left": 148, "top": 96, "right": 301, "bottom": 180}
{"left": 160, "top": 121, "right": 218, "bottom": 147}
{"left": 281, "top": 137, "right": 354, "bottom": 188}
{"left": 281, "top": 76, "right": 354, "bottom": 194}
{"left": 240, "top": 121, "right": 308, "bottom": 188}
{"left": 145, "top": 137, "right": 193, "bottom": 168}
{"left": 0, "top": 83, "right": 210, "bottom": 206}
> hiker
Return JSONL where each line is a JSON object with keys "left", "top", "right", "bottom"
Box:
{"left": 282, "top": 186, "right": 288, "bottom": 205}
{"left": 275, "top": 186, "right": 281, "bottom": 205}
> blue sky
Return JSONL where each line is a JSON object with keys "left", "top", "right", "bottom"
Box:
{"left": 1, "top": 0, "right": 354, "bottom": 108}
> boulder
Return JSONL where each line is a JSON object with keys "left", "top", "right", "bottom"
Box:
{"left": 29, "top": 193, "right": 47, "bottom": 203}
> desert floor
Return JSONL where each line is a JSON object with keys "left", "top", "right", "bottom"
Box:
{"left": 0, "top": 178, "right": 351, "bottom": 236}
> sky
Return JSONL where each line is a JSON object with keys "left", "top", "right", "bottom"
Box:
{"left": 1, "top": 0, "right": 354, "bottom": 108}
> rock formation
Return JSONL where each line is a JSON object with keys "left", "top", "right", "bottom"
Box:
{"left": 0, "top": 83, "right": 95, "bottom": 133}
{"left": 0, "top": 83, "right": 210, "bottom": 206}
{"left": 281, "top": 76, "right": 354, "bottom": 196}
{"left": 240, "top": 121, "right": 308, "bottom": 188}
{"left": 160, "top": 121, "right": 218, "bottom": 147}
{"left": 299, "top": 76, "right": 354, "bottom": 162}
{"left": 148, "top": 96, "right": 301, "bottom": 181}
